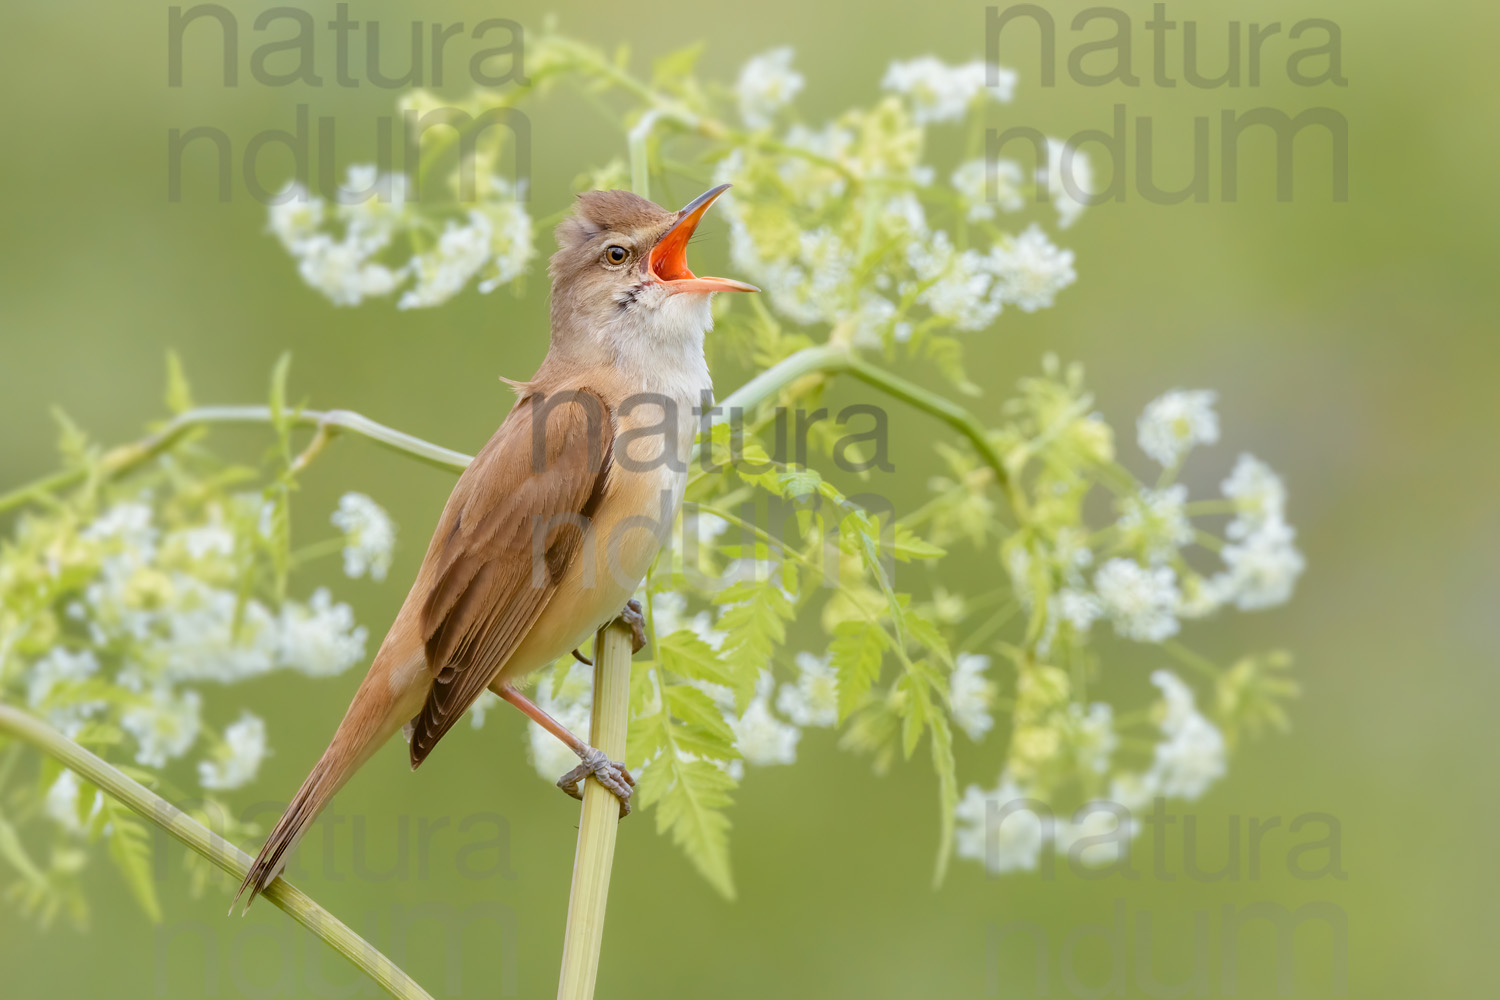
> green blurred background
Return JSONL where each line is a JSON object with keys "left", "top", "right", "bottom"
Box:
{"left": 2, "top": 0, "right": 1495, "bottom": 996}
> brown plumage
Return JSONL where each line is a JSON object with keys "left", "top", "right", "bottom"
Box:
{"left": 234, "top": 185, "right": 756, "bottom": 910}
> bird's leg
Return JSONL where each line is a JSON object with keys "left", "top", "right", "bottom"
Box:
{"left": 496, "top": 684, "right": 633, "bottom": 817}
{"left": 570, "top": 648, "right": 593, "bottom": 666}
{"left": 617, "top": 599, "right": 647, "bottom": 654}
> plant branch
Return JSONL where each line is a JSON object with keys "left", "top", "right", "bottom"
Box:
{"left": 555, "top": 620, "right": 634, "bottom": 1000}
{"left": 4, "top": 347, "right": 1017, "bottom": 524}
{"left": 0, "top": 704, "right": 434, "bottom": 1000}
{"left": 707, "top": 344, "right": 1023, "bottom": 514}
{"left": 0, "top": 406, "right": 472, "bottom": 516}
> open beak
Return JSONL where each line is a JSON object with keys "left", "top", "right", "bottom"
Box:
{"left": 649, "top": 184, "right": 760, "bottom": 295}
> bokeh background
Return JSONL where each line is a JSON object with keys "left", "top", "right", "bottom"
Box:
{"left": 2, "top": 0, "right": 1495, "bottom": 996}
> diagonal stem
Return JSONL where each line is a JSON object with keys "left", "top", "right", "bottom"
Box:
{"left": 706, "top": 343, "right": 1023, "bottom": 515}
{"left": 0, "top": 704, "right": 434, "bottom": 1000}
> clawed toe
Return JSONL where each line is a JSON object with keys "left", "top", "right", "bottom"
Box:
{"left": 556, "top": 747, "right": 634, "bottom": 818}
{"left": 619, "top": 599, "right": 647, "bottom": 654}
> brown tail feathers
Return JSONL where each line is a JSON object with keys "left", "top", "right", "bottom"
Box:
{"left": 233, "top": 679, "right": 410, "bottom": 912}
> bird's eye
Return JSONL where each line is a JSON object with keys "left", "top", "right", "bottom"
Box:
{"left": 604, "top": 245, "right": 629, "bottom": 265}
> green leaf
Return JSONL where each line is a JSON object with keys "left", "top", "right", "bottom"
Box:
{"left": 778, "top": 468, "right": 822, "bottom": 499}
{"left": 891, "top": 524, "right": 946, "bottom": 562}
{"left": 663, "top": 684, "right": 736, "bottom": 748}
{"left": 658, "top": 630, "right": 743, "bottom": 701}
{"left": 897, "top": 670, "right": 933, "bottom": 760}
{"left": 644, "top": 756, "right": 737, "bottom": 899}
{"left": 929, "top": 711, "right": 958, "bottom": 887}
{"left": 50, "top": 407, "right": 91, "bottom": 469}
{"left": 103, "top": 800, "right": 162, "bottom": 922}
{"left": 267, "top": 352, "right": 293, "bottom": 457}
{"left": 164, "top": 350, "right": 194, "bottom": 415}
{"left": 0, "top": 816, "right": 47, "bottom": 886}
{"left": 651, "top": 41, "right": 705, "bottom": 88}
{"left": 828, "top": 621, "right": 887, "bottom": 720}
{"left": 901, "top": 602, "right": 952, "bottom": 664}
{"left": 715, "top": 578, "right": 795, "bottom": 708}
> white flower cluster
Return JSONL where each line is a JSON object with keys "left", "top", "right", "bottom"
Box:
{"left": 1137, "top": 389, "right": 1220, "bottom": 468}
{"left": 954, "top": 670, "right": 1227, "bottom": 873}
{"left": 1011, "top": 390, "right": 1304, "bottom": 648}
{"left": 13, "top": 498, "right": 368, "bottom": 801}
{"left": 198, "top": 712, "right": 269, "bottom": 790}
{"left": 881, "top": 57, "right": 1016, "bottom": 124}
{"left": 268, "top": 166, "right": 533, "bottom": 309}
{"left": 715, "top": 50, "right": 1080, "bottom": 351}
{"left": 735, "top": 47, "right": 805, "bottom": 129}
{"left": 331, "top": 492, "right": 396, "bottom": 581}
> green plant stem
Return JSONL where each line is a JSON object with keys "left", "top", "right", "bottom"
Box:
{"left": 0, "top": 704, "right": 434, "bottom": 1000}
{"left": 5, "top": 350, "right": 1016, "bottom": 524}
{"left": 0, "top": 406, "right": 472, "bottom": 516}
{"left": 555, "top": 619, "right": 634, "bottom": 1000}
{"left": 708, "top": 344, "right": 1023, "bottom": 516}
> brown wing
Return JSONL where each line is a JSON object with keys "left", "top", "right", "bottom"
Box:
{"left": 406, "top": 388, "right": 613, "bottom": 767}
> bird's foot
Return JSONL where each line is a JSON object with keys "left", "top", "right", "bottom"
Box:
{"left": 571, "top": 648, "right": 593, "bottom": 666}
{"left": 557, "top": 747, "right": 635, "bottom": 818}
{"left": 617, "top": 599, "right": 647, "bottom": 654}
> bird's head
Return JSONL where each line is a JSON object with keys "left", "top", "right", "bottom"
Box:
{"left": 547, "top": 185, "right": 757, "bottom": 355}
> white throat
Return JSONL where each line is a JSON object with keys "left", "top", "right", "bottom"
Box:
{"left": 607, "top": 289, "right": 714, "bottom": 404}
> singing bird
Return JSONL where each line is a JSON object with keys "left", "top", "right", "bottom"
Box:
{"left": 235, "top": 184, "right": 757, "bottom": 909}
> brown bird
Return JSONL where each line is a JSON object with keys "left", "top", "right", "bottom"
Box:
{"left": 235, "top": 184, "right": 756, "bottom": 909}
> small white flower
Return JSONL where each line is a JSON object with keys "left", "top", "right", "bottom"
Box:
{"left": 336, "top": 165, "right": 412, "bottom": 254}
{"left": 1117, "top": 484, "right": 1194, "bottom": 565}
{"left": 986, "top": 224, "right": 1077, "bottom": 313}
{"left": 951, "top": 158, "right": 1025, "bottom": 221}
{"left": 736, "top": 47, "right": 805, "bottom": 129}
{"left": 331, "top": 492, "right": 396, "bottom": 581}
{"left": 1212, "top": 516, "right": 1306, "bottom": 611}
{"left": 1067, "top": 701, "right": 1118, "bottom": 774}
{"left": 198, "top": 712, "right": 269, "bottom": 790}
{"left": 908, "top": 230, "right": 1002, "bottom": 331}
{"left": 728, "top": 672, "right": 800, "bottom": 766}
{"left": 26, "top": 648, "right": 100, "bottom": 708}
{"left": 475, "top": 178, "right": 535, "bottom": 293}
{"left": 122, "top": 687, "right": 203, "bottom": 768}
{"left": 176, "top": 521, "right": 236, "bottom": 561}
{"left": 1093, "top": 558, "right": 1181, "bottom": 642}
{"left": 398, "top": 211, "right": 494, "bottom": 310}
{"left": 954, "top": 773, "right": 1048, "bottom": 873}
{"left": 162, "top": 581, "right": 280, "bottom": 683}
{"left": 83, "top": 502, "right": 157, "bottom": 553}
{"left": 1137, "top": 389, "right": 1220, "bottom": 468}
{"left": 1222, "top": 453, "right": 1288, "bottom": 540}
{"left": 296, "top": 235, "right": 403, "bottom": 307}
{"left": 277, "top": 588, "right": 367, "bottom": 677}
{"left": 1146, "top": 670, "right": 1226, "bottom": 800}
{"left": 1055, "top": 588, "right": 1103, "bottom": 634}
{"left": 268, "top": 181, "right": 326, "bottom": 253}
{"left": 949, "top": 653, "right": 996, "bottom": 741}
{"left": 883, "top": 58, "right": 1015, "bottom": 124}
{"left": 777, "top": 652, "right": 839, "bottom": 727}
